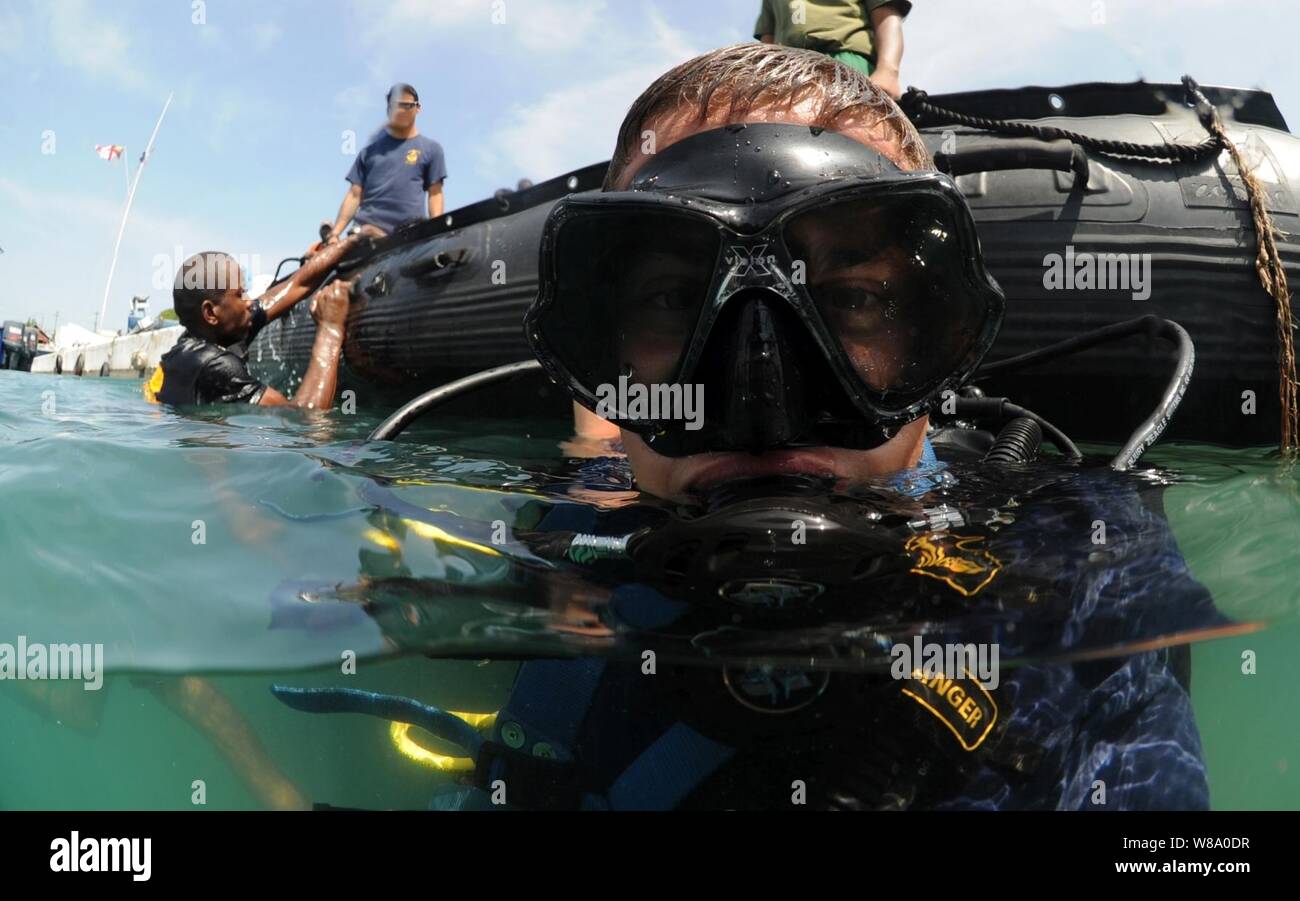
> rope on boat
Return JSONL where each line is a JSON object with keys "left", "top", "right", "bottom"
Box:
{"left": 899, "top": 84, "right": 1224, "bottom": 163}
{"left": 1180, "top": 78, "right": 1298, "bottom": 456}
{"left": 901, "top": 76, "right": 1298, "bottom": 455}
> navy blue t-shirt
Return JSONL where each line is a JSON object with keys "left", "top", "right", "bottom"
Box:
{"left": 346, "top": 132, "right": 446, "bottom": 233}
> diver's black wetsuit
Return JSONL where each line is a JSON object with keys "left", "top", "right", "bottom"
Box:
{"left": 155, "top": 306, "right": 268, "bottom": 405}
{"left": 270, "top": 447, "right": 1218, "bottom": 811}
{"left": 461, "top": 455, "right": 1217, "bottom": 811}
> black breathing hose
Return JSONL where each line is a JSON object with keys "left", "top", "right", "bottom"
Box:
{"left": 953, "top": 396, "right": 1082, "bottom": 461}
{"left": 974, "top": 316, "right": 1195, "bottom": 470}
{"left": 1110, "top": 320, "right": 1195, "bottom": 470}
{"left": 983, "top": 417, "right": 1044, "bottom": 464}
{"left": 368, "top": 359, "right": 544, "bottom": 441}
{"left": 368, "top": 319, "right": 1192, "bottom": 471}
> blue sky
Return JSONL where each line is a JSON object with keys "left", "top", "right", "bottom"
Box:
{"left": 1, "top": 0, "right": 1297, "bottom": 331}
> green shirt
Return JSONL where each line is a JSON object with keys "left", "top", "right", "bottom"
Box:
{"left": 754, "top": 0, "right": 911, "bottom": 60}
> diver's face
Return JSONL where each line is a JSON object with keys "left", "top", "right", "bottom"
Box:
{"left": 608, "top": 100, "right": 930, "bottom": 500}
{"left": 200, "top": 261, "right": 253, "bottom": 345}
{"left": 787, "top": 208, "right": 915, "bottom": 391}
{"left": 621, "top": 417, "right": 930, "bottom": 499}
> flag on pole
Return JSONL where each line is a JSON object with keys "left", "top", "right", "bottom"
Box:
{"left": 95, "top": 144, "right": 125, "bottom": 161}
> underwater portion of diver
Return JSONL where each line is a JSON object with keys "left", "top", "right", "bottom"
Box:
{"left": 268, "top": 453, "right": 1243, "bottom": 809}
{"left": 266, "top": 452, "right": 1246, "bottom": 668}
{"left": 261, "top": 74, "right": 1293, "bottom": 811}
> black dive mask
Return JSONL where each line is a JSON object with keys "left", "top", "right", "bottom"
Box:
{"left": 526, "top": 122, "right": 1005, "bottom": 457}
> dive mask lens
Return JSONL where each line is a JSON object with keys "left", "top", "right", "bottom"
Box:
{"left": 528, "top": 122, "right": 1004, "bottom": 452}
{"left": 783, "top": 190, "right": 994, "bottom": 410}
{"left": 536, "top": 207, "right": 720, "bottom": 402}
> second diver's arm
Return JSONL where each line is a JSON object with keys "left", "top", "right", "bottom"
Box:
{"left": 259, "top": 280, "right": 351, "bottom": 410}
{"left": 257, "top": 234, "right": 361, "bottom": 324}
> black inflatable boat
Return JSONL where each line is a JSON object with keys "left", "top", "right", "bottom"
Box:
{"left": 248, "top": 79, "right": 1300, "bottom": 446}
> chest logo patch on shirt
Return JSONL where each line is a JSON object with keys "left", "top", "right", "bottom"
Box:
{"left": 405, "top": 149, "right": 420, "bottom": 164}
{"left": 905, "top": 532, "right": 1001, "bottom": 597}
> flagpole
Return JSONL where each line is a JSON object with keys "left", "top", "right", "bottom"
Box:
{"left": 97, "top": 93, "right": 173, "bottom": 335}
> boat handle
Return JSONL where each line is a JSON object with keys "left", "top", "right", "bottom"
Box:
{"left": 934, "top": 137, "right": 1089, "bottom": 188}
{"left": 400, "top": 247, "right": 469, "bottom": 278}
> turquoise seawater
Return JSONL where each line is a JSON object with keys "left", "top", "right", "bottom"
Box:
{"left": 0, "top": 370, "right": 1296, "bottom": 810}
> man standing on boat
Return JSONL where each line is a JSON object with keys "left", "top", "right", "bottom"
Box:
{"left": 756, "top": 0, "right": 910, "bottom": 99}
{"left": 325, "top": 83, "right": 447, "bottom": 242}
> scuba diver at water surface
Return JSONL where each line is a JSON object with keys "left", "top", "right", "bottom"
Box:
{"left": 271, "top": 43, "right": 1244, "bottom": 811}
{"left": 145, "top": 238, "right": 359, "bottom": 409}
{"left": 127, "top": 238, "right": 373, "bottom": 808}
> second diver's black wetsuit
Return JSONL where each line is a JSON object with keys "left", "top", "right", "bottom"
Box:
{"left": 153, "top": 306, "right": 269, "bottom": 405}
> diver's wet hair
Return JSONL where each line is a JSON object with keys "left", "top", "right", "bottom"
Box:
{"left": 173, "top": 251, "right": 237, "bottom": 330}
{"left": 605, "top": 42, "right": 931, "bottom": 189}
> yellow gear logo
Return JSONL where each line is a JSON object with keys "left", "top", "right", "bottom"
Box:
{"left": 143, "top": 364, "right": 165, "bottom": 404}
{"left": 905, "top": 532, "right": 1001, "bottom": 597}
{"left": 405, "top": 149, "right": 420, "bottom": 164}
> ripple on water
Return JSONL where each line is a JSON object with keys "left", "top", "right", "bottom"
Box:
{"left": 1, "top": 373, "right": 1297, "bottom": 677}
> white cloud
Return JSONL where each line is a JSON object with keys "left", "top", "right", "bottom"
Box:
{"left": 354, "top": 0, "right": 609, "bottom": 54}
{"left": 0, "top": 175, "right": 255, "bottom": 326}
{"left": 356, "top": 0, "right": 488, "bottom": 49}
{"left": 906, "top": 0, "right": 1282, "bottom": 95}
{"left": 194, "top": 22, "right": 227, "bottom": 48}
{"left": 905, "top": 1, "right": 1071, "bottom": 90}
{"left": 335, "top": 82, "right": 380, "bottom": 119}
{"left": 45, "top": 0, "right": 143, "bottom": 88}
{"left": 513, "top": 0, "right": 608, "bottom": 52}
{"left": 0, "top": 176, "right": 225, "bottom": 260}
{"left": 0, "top": 7, "right": 24, "bottom": 57}
{"left": 481, "top": 68, "right": 645, "bottom": 180}
{"left": 644, "top": 3, "right": 699, "bottom": 64}
{"left": 251, "top": 21, "right": 283, "bottom": 52}
{"left": 476, "top": 5, "right": 700, "bottom": 181}
{"left": 342, "top": 0, "right": 650, "bottom": 180}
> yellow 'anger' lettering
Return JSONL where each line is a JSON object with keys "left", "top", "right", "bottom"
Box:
{"left": 912, "top": 669, "right": 986, "bottom": 727}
